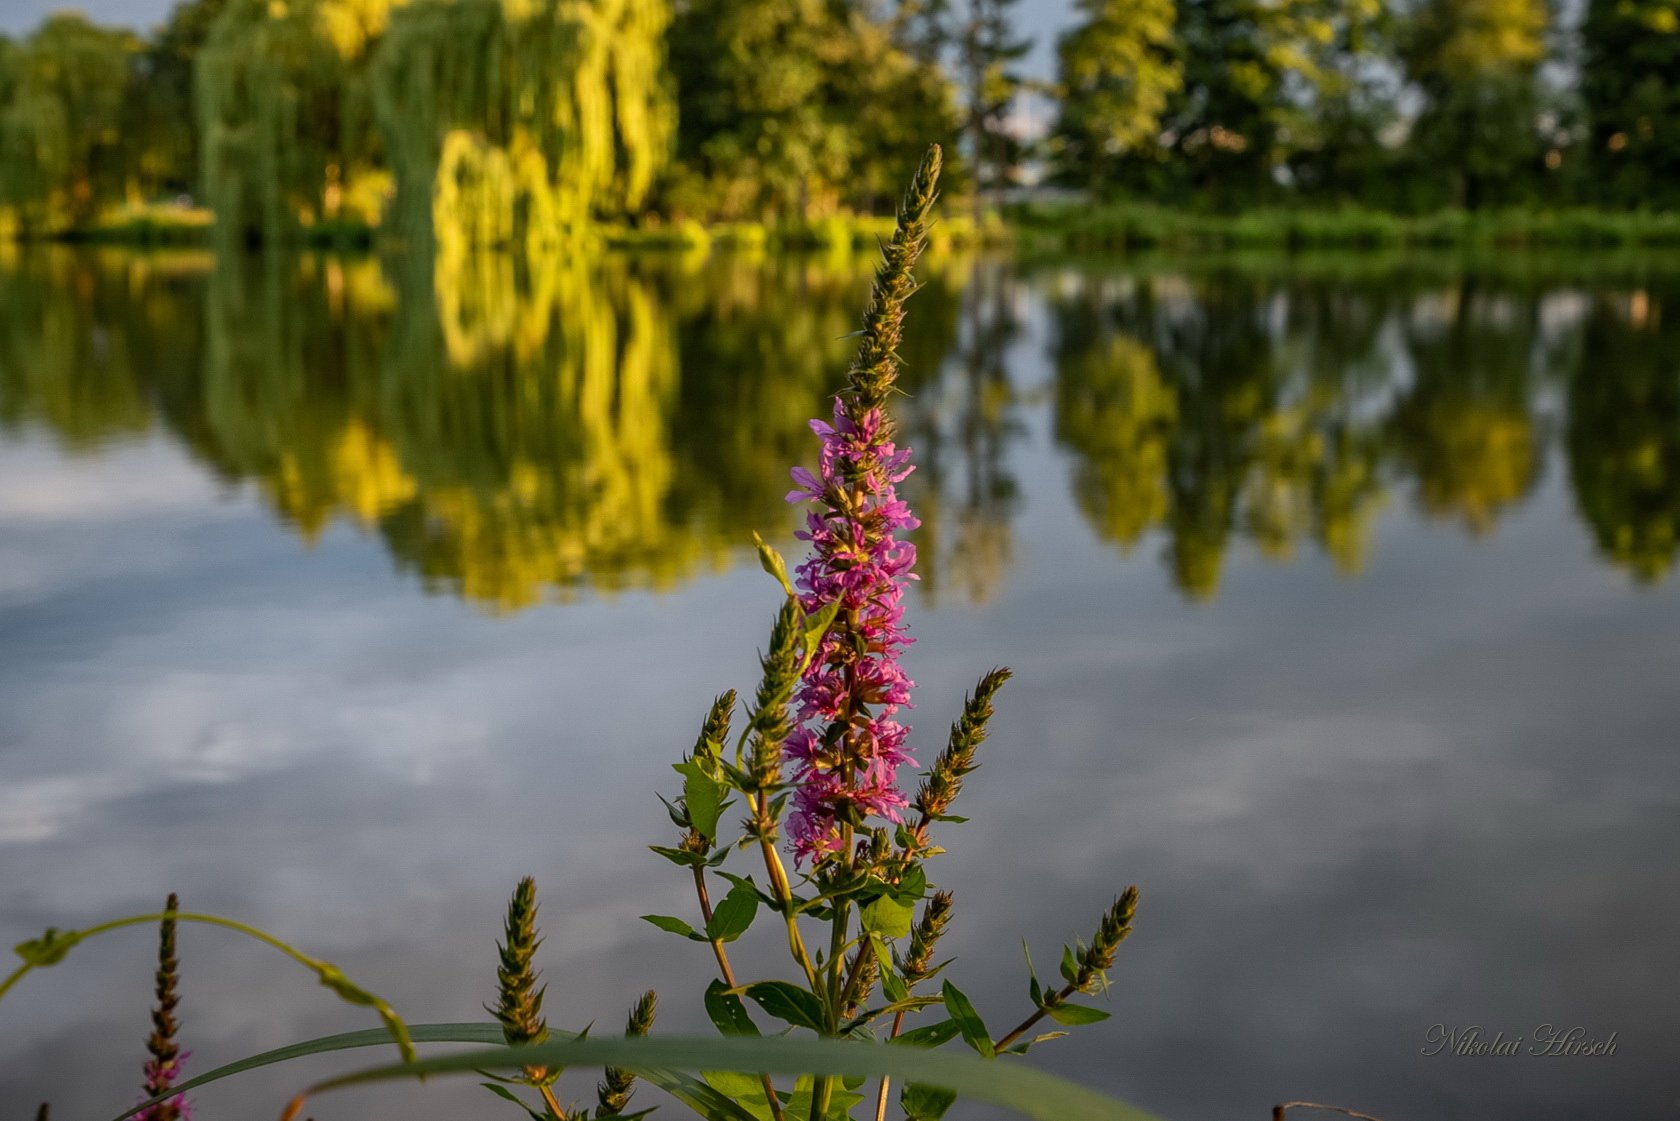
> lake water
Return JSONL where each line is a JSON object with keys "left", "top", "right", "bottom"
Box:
{"left": 1, "top": 246, "right": 1676, "bottom": 1121}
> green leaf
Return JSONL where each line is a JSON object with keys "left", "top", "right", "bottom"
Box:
{"left": 1003, "top": 1031, "right": 1070, "bottom": 1055}
{"left": 1022, "top": 940, "right": 1042, "bottom": 1007}
{"left": 891, "top": 1019, "right": 961, "bottom": 1048}
{"left": 889, "top": 864, "right": 928, "bottom": 904}
{"left": 880, "top": 969, "right": 909, "bottom": 1004}
{"left": 753, "top": 532, "right": 797, "bottom": 598}
{"left": 282, "top": 1033, "right": 1164, "bottom": 1121}
{"left": 680, "top": 762, "right": 729, "bottom": 843}
{"left": 13, "top": 928, "right": 80, "bottom": 967}
{"left": 1059, "top": 945, "right": 1080, "bottom": 986}
{"left": 641, "top": 915, "right": 706, "bottom": 942}
{"left": 740, "top": 981, "right": 827, "bottom": 1032}
{"left": 706, "top": 881, "right": 760, "bottom": 944}
{"left": 649, "top": 845, "right": 707, "bottom": 869}
{"left": 703, "top": 1069, "right": 777, "bottom": 1121}
{"left": 841, "top": 995, "right": 942, "bottom": 1034}
{"left": 797, "top": 599, "right": 843, "bottom": 674}
{"left": 860, "top": 894, "right": 915, "bottom": 939}
{"left": 480, "top": 1081, "right": 551, "bottom": 1120}
{"left": 705, "top": 979, "right": 760, "bottom": 1037}
{"left": 783, "top": 1072, "right": 866, "bottom": 1120}
{"left": 940, "top": 981, "right": 994, "bottom": 1059}
{"left": 901, "top": 1082, "right": 958, "bottom": 1120}
{"left": 1045, "top": 1002, "right": 1111, "bottom": 1026}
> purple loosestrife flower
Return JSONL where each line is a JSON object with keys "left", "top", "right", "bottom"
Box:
{"left": 781, "top": 146, "right": 942, "bottom": 866}
{"left": 784, "top": 402, "right": 921, "bottom": 862}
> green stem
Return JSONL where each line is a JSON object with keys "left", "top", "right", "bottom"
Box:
{"left": 755, "top": 795, "right": 821, "bottom": 993}
{"left": 0, "top": 963, "right": 27, "bottom": 1004}
{"left": 990, "top": 982, "right": 1076, "bottom": 1053}
{"left": 693, "top": 867, "right": 787, "bottom": 1121}
{"left": 2, "top": 911, "right": 416, "bottom": 1062}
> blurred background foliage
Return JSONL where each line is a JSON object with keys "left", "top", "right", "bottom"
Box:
{"left": 4, "top": 0, "right": 1680, "bottom": 240}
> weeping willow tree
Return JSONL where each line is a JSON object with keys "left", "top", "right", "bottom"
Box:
{"left": 372, "top": 0, "right": 672, "bottom": 252}
{"left": 196, "top": 0, "right": 398, "bottom": 242}
{"left": 0, "top": 15, "right": 139, "bottom": 233}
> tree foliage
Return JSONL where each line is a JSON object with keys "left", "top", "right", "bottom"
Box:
{"left": 1582, "top": 0, "right": 1680, "bottom": 206}
{"left": 1402, "top": 0, "right": 1549, "bottom": 208}
{"left": 666, "top": 0, "right": 957, "bottom": 220}
{"left": 0, "top": 14, "right": 139, "bottom": 231}
{"left": 196, "top": 0, "right": 396, "bottom": 242}
{"left": 373, "top": 0, "right": 673, "bottom": 250}
{"left": 1051, "top": 0, "right": 1182, "bottom": 190}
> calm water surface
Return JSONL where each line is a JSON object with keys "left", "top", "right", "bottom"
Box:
{"left": 1, "top": 247, "right": 1676, "bottom": 1120}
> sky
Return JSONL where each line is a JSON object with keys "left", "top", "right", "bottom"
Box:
{"left": 0, "top": 0, "right": 1077, "bottom": 77}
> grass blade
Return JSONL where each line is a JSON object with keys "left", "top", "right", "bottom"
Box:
{"left": 279, "top": 1033, "right": 1163, "bottom": 1121}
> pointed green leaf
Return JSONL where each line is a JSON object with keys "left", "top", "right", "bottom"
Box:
{"left": 753, "top": 532, "right": 797, "bottom": 598}
{"left": 860, "top": 894, "right": 915, "bottom": 939}
{"left": 704, "top": 979, "right": 761, "bottom": 1037}
{"left": 480, "top": 1081, "right": 551, "bottom": 1120}
{"left": 649, "top": 845, "right": 707, "bottom": 869}
{"left": 797, "top": 599, "right": 843, "bottom": 674}
{"left": 703, "top": 1069, "right": 776, "bottom": 1121}
{"left": 706, "top": 880, "right": 760, "bottom": 944}
{"left": 1059, "top": 945, "right": 1080, "bottom": 986}
{"left": 641, "top": 915, "right": 706, "bottom": 942}
{"left": 901, "top": 1082, "right": 959, "bottom": 1120}
{"left": 783, "top": 1072, "right": 866, "bottom": 1120}
{"left": 740, "top": 981, "right": 827, "bottom": 1032}
{"left": 1044, "top": 1002, "right": 1111, "bottom": 1026}
{"left": 891, "top": 1019, "right": 961, "bottom": 1048}
{"left": 680, "top": 763, "right": 728, "bottom": 842}
{"left": 941, "top": 981, "right": 994, "bottom": 1058}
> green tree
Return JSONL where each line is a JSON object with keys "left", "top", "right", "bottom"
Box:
{"left": 1150, "top": 0, "right": 1352, "bottom": 204}
{"left": 1581, "top": 0, "right": 1680, "bottom": 206}
{"left": 666, "top": 0, "right": 956, "bottom": 220}
{"left": 842, "top": 7, "right": 965, "bottom": 214}
{"left": 958, "top": 0, "right": 1031, "bottom": 215}
{"left": 195, "top": 0, "right": 396, "bottom": 242}
{"left": 1401, "top": 0, "right": 1548, "bottom": 209}
{"left": 372, "top": 0, "right": 673, "bottom": 251}
{"left": 1282, "top": 0, "right": 1398, "bottom": 203}
{"left": 128, "top": 0, "right": 230, "bottom": 198}
{"left": 667, "top": 0, "right": 851, "bottom": 219}
{"left": 0, "top": 14, "right": 140, "bottom": 231}
{"left": 1050, "top": 0, "right": 1182, "bottom": 193}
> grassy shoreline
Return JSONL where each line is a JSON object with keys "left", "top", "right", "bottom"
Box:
{"left": 1007, "top": 202, "right": 1680, "bottom": 252}
{"left": 14, "top": 201, "right": 1680, "bottom": 253}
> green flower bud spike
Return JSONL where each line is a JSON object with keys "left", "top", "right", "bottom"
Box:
{"left": 595, "top": 990, "right": 657, "bottom": 1116}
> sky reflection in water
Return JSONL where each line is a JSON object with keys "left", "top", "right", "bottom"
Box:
{"left": 0, "top": 247, "right": 1676, "bottom": 1121}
